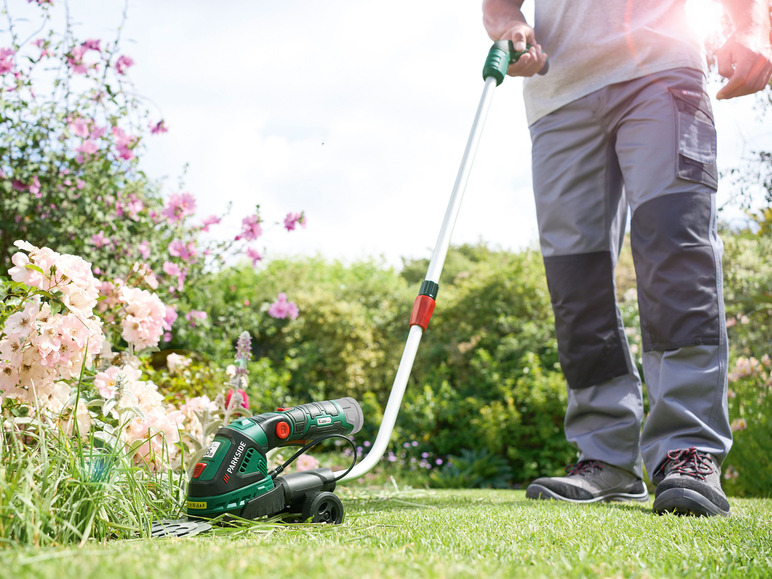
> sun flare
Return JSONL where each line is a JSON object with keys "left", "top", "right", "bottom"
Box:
{"left": 684, "top": 0, "right": 726, "bottom": 43}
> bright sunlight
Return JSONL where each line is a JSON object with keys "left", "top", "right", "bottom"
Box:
{"left": 685, "top": 0, "right": 726, "bottom": 43}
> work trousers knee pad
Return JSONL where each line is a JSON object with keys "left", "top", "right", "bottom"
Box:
{"left": 543, "top": 251, "right": 630, "bottom": 389}
{"left": 631, "top": 191, "right": 721, "bottom": 352}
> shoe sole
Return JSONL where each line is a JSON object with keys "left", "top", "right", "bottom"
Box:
{"left": 526, "top": 483, "right": 650, "bottom": 504}
{"left": 653, "top": 487, "right": 730, "bottom": 517}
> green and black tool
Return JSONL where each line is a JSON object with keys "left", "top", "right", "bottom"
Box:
{"left": 152, "top": 397, "right": 362, "bottom": 536}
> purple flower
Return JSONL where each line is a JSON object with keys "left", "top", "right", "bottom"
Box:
{"left": 235, "top": 331, "right": 252, "bottom": 371}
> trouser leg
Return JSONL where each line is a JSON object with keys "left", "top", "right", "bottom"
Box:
{"left": 610, "top": 69, "right": 732, "bottom": 477}
{"left": 530, "top": 93, "right": 644, "bottom": 477}
{"left": 529, "top": 68, "right": 731, "bottom": 480}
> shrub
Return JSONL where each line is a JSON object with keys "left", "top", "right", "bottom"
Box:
{"left": 723, "top": 355, "right": 772, "bottom": 497}
{"left": 429, "top": 448, "right": 513, "bottom": 489}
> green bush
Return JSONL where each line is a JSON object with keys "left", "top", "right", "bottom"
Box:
{"left": 723, "top": 355, "right": 772, "bottom": 497}
{"left": 429, "top": 447, "right": 513, "bottom": 489}
{"left": 396, "top": 245, "right": 574, "bottom": 481}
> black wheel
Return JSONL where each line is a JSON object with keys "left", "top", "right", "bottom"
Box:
{"left": 301, "top": 491, "right": 344, "bottom": 524}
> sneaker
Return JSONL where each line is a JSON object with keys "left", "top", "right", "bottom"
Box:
{"left": 526, "top": 460, "right": 649, "bottom": 503}
{"left": 652, "top": 447, "right": 730, "bottom": 517}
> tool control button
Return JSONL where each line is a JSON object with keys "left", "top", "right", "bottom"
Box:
{"left": 192, "top": 463, "right": 207, "bottom": 478}
{"left": 275, "top": 421, "right": 291, "bottom": 439}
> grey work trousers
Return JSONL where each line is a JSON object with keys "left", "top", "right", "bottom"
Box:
{"left": 529, "top": 68, "right": 732, "bottom": 481}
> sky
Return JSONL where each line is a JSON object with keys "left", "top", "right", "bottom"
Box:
{"left": 9, "top": 0, "right": 772, "bottom": 270}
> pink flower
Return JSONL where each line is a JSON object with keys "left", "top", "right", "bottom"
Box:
{"left": 67, "top": 44, "right": 89, "bottom": 74}
{"left": 137, "top": 240, "right": 151, "bottom": 260}
{"left": 295, "top": 453, "right": 320, "bottom": 472}
{"left": 168, "top": 239, "right": 197, "bottom": 261}
{"left": 267, "top": 293, "right": 299, "bottom": 320}
{"left": 94, "top": 365, "right": 122, "bottom": 398}
{"left": 162, "top": 261, "right": 181, "bottom": 277}
{"left": 3, "top": 301, "right": 39, "bottom": 338}
{"left": 246, "top": 247, "right": 262, "bottom": 267}
{"left": 0, "top": 334, "right": 25, "bottom": 367}
{"left": 166, "top": 353, "right": 191, "bottom": 376}
{"left": 115, "top": 55, "right": 134, "bottom": 74}
{"left": 91, "top": 230, "right": 109, "bottom": 248}
{"left": 123, "top": 194, "right": 144, "bottom": 220}
{"left": 81, "top": 39, "right": 101, "bottom": 52}
{"left": 150, "top": 120, "right": 168, "bottom": 134}
{"left": 0, "top": 47, "right": 15, "bottom": 75}
{"left": 185, "top": 310, "right": 207, "bottom": 328}
{"left": 180, "top": 395, "right": 217, "bottom": 415}
{"left": 225, "top": 388, "right": 249, "bottom": 410}
{"left": 119, "top": 286, "right": 167, "bottom": 349}
{"left": 68, "top": 117, "right": 91, "bottom": 138}
{"left": 9, "top": 241, "right": 100, "bottom": 317}
{"left": 163, "top": 304, "right": 178, "bottom": 332}
{"left": 75, "top": 139, "right": 99, "bottom": 163}
{"left": 236, "top": 214, "right": 262, "bottom": 241}
{"left": 112, "top": 126, "right": 137, "bottom": 160}
{"left": 283, "top": 211, "right": 306, "bottom": 231}
{"left": 29, "top": 176, "right": 41, "bottom": 198}
{"left": 162, "top": 192, "right": 196, "bottom": 223}
{"left": 199, "top": 214, "right": 221, "bottom": 232}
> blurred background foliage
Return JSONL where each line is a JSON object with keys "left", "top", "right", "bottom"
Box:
{"left": 148, "top": 224, "right": 771, "bottom": 494}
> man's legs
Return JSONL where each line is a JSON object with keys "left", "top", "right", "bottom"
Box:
{"left": 526, "top": 68, "right": 732, "bottom": 513}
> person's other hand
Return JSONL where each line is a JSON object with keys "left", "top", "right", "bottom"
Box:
{"left": 716, "top": 34, "right": 772, "bottom": 99}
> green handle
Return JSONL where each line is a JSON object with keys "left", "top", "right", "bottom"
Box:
{"left": 482, "top": 40, "right": 549, "bottom": 85}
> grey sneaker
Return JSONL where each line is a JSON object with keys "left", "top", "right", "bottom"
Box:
{"left": 526, "top": 460, "right": 649, "bottom": 503}
{"left": 652, "top": 447, "right": 730, "bottom": 517}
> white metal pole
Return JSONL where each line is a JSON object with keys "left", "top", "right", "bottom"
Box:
{"left": 337, "top": 76, "right": 500, "bottom": 483}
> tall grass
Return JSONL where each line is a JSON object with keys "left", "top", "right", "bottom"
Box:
{"left": 0, "top": 416, "right": 186, "bottom": 547}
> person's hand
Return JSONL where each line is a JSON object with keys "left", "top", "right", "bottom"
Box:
{"left": 715, "top": 34, "right": 772, "bottom": 99}
{"left": 501, "top": 22, "right": 548, "bottom": 77}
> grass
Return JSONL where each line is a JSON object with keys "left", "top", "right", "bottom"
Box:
{"left": 1, "top": 486, "right": 771, "bottom": 578}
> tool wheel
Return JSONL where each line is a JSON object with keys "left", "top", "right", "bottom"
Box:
{"left": 301, "top": 491, "right": 344, "bottom": 524}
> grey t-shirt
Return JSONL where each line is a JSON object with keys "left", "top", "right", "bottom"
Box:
{"left": 523, "top": 0, "right": 706, "bottom": 125}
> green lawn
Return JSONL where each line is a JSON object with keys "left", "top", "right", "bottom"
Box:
{"left": 2, "top": 488, "right": 771, "bottom": 578}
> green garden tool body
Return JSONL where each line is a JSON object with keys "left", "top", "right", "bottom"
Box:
{"left": 184, "top": 397, "right": 362, "bottom": 525}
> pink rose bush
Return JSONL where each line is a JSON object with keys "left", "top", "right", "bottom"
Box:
{"left": 0, "top": 240, "right": 305, "bottom": 472}
{"left": 0, "top": 241, "right": 184, "bottom": 466}
{"left": 1, "top": 242, "right": 103, "bottom": 408}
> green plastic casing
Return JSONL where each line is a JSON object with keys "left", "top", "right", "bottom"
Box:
{"left": 186, "top": 398, "right": 362, "bottom": 517}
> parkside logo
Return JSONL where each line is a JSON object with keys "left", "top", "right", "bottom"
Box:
{"left": 227, "top": 441, "right": 247, "bottom": 475}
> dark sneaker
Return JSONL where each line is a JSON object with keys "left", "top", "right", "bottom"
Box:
{"left": 526, "top": 460, "right": 649, "bottom": 503}
{"left": 652, "top": 447, "right": 730, "bottom": 517}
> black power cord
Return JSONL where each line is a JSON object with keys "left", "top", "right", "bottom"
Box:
{"left": 266, "top": 434, "right": 358, "bottom": 482}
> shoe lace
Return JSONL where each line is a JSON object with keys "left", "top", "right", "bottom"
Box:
{"left": 661, "top": 447, "right": 714, "bottom": 481}
{"left": 565, "top": 460, "right": 603, "bottom": 476}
